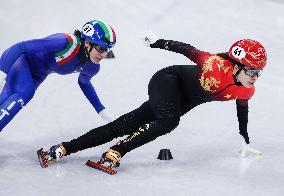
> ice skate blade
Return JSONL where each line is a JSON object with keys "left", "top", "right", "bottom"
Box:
{"left": 85, "top": 160, "right": 117, "bottom": 175}
{"left": 37, "top": 148, "right": 48, "bottom": 168}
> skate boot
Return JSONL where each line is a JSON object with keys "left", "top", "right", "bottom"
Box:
{"left": 86, "top": 149, "right": 121, "bottom": 175}
{"left": 37, "top": 144, "right": 66, "bottom": 168}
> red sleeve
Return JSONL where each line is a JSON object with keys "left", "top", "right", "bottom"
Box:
{"left": 184, "top": 48, "right": 212, "bottom": 68}
{"left": 150, "top": 39, "right": 213, "bottom": 68}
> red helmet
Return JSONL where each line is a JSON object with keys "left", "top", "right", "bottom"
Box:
{"left": 229, "top": 39, "right": 267, "bottom": 69}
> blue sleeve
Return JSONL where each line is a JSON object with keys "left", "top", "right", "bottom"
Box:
{"left": 22, "top": 33, "right": 68, "bottom": 54}
{"left": 0, "top": 33, "right": 68, "bottom": 73}
{"left": 78, "top": 62, "right": 105, "bottom": 113}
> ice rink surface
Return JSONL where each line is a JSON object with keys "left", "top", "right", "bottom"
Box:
{"left": 0, "top": 0, "right": 284, "bottom": 195}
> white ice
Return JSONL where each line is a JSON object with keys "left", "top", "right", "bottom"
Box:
{"left": 0, "top": 0, "right": 284, "bottom": 195}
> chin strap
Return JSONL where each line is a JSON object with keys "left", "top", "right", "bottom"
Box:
{"left": 76, "top": 43, "right": 95, "bottom": 66}
{"left": 84, "top": 43, "right": 95, "bottom": 61}
{"left": 74, "top": 30, "right": 89, "bottom": 65}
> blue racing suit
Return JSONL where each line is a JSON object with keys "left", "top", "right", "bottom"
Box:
{"left": 0, "top": 33, "right": 106, "bottom": 131}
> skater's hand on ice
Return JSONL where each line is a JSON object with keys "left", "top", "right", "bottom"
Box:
{"left": 239, "top": 137, "right": 263, "bottom": 158}
{"left": 99, "top": 109, "right": 115, "bottom": 123}
{"left": 0, "top": 70, "right": 7, "bottom": 93}
{"left": 141, "top": 30, "right": 159, "bottom": 47}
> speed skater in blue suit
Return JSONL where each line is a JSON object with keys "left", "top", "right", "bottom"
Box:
{"left": 0, "top": 19, "right": 116, "bottom": 132}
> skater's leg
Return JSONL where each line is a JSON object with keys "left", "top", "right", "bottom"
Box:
{"left": 0, "top": 83, "right": 12, "bottom": 105}
{"left": 110, "top": 67, "right": 182, "bottom": 157}
{"left": 0, "top": 44, "right": 26, "bottom": 105}
{"left": 63, "top": 101, "right": 156, "bottom": 154}
{"left": 110, "top": 101, "right": 180, "bottom": 157}
{"left": 0, "top": 55, "right": 35, "bottom": 131}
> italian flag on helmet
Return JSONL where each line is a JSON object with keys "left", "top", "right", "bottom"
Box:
{"left": 81, "top": 19, "right": 116, "bottom": 49}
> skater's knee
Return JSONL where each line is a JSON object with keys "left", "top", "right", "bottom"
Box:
{"left": 164, "top": 117, "right": 180, "bottom": 133}
{"left": 25, "top": 89, "right": 35, "bottom": 101}
{"left": 156, "top": 116, "right": 180, "bottom": 135}
{"left": 16, "top": 87, "right": 35, "bottom": 106}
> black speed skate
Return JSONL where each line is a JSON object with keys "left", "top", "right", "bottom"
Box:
{"left": 86, "top": 149, "right": 121, "bottom": 175}
{"left": 37, "top": 144, "right": 66, "bottom": 168}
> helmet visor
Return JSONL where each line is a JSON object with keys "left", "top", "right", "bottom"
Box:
{"left": 94, "top": 44, "right": 109, "bottom": 53}
{"left": 243, "top": 67, "right": 263, "bottom": 77}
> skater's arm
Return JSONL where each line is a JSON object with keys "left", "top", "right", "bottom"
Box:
{"left": 150, "top": 39, "right": 211, "bottom": 66}
{"left": 236, "top": 99, "right": 249, "bottom": 144}
{"left": 78, "top": 63, "right": 105, "bottom": 113}
{"left": 150, "top": 39, "right": 195, "bottom": 54}
{"left": 236, "top": 99, "right": 263, "bottom": 157}
{"left": 17, "top": 34, "right": 66, "bottom": 56}
{"left": 0, "top": 33, "right": 75, "bottom": 74}
{"left": 0, "top": 35, "right": 64, "bottom": 85}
